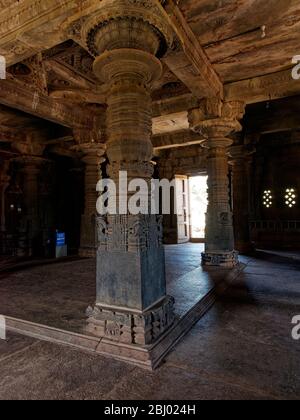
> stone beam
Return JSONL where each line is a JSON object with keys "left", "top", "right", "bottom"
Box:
{"left": 159, "top": 0, "right": 223, "bottom": 99}
{"left": 45, "top": 60, "right": 94, "bottom": 90}
{"left": 153, "top": 111, "right": 189, "bottom": 136}
{"left": 0, "top": 78, "right": 95, "bottom": 128}
{"left": 0, "top": 0, "right": 103, "bottom": 65}
{"left": 0, "top": 125, "right": 24, "bottom": 143}
{"left": 225, "top": 69, "right": 300, "bottom": 104}
{"left": 152, "top": 93, "right": 199, "bottom": 117}
{"left": 153, "top": 130, "right": 204, "bottom": 150}
{"left": 49, "top": 87, "right": 107, "bottom": 105}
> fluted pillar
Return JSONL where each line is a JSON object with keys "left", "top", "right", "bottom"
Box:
{"left": 189, "top": 100, "right": 245, "bottom": 267}
{"left": 81, "top": 0, "right": 175, "bottom": 346}
{"left": 230, "top": 145, "right": 255, "bottom": 254}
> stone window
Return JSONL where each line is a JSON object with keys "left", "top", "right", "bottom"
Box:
{"left": 285, "top": 188, "right": 297, "bottom": 208}
{"left": 263, "top": 190, "right": 273, "bottom": 208}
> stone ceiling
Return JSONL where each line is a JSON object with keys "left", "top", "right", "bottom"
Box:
{"left": 181, "top": 0, "right": 299, "bottom": 82}
{"left": 0, "top": 0, "right": 299, "bottom": 154}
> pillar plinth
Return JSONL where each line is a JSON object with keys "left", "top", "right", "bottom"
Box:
{"left": 82, "top": 0, "right": 175, "bottom": 346}
{"left": 189, "top": 100, "right": 245, "bottom": 268}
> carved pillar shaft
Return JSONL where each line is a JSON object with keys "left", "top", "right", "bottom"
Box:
{"left": 230, "top": 146, "right": 254, "bottom": 254}
{"left": 0, "top": 161, "right": 10, "bottom": 233}
{"left": 19, "top": 157, "right": 44, "bottom": 256}
{"left": 23, "top": 163, "right": 39, "bottom": 232}
{"left": 189, "top": 100, "right": 245, "bottom": 267}
{"left": 206, "top": 142, "right": 234, "bottom": 251}
{"left": 76, "top": 144, "right": 106, "bottom": 258}
{"left": 82, "top": 1, "right": 175, "bottom": 346}
{"left": 83, "top": 155, "right": 101, "bottom": 216}
{"left": 102, "top": 49, "right": 157, "bottom": 208}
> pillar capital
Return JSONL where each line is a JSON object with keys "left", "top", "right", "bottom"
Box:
{"left": 189, "top": 99, "right": 245, "bottom": 143}
{"left": 73, "top": 128, "right": 106, "bottom": 165}
{"left": 229, "top": 144, "right": 256, "bottom": 165}
{"left": 81, "top": 0, "right": 173, "bottom": 59}
{"left": 93, "top": 48, "right": 163, "bottom": 87}
{"left": 73, "top": 142, "right": 106, "bottom": 166}
{"left": 13, "top": 155, "right": 46, "bottom": 172}
{"left": 0, "top": 160, "right": 11, "bottom": 186}
{"left": 12, "top": 137, "right": 46, "bottom": 159}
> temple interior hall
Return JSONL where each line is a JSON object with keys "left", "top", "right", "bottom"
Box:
{"left": 0, "top": 0, "right": 299, "bottom": 401}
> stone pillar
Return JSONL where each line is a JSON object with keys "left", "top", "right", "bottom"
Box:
{"left": 19, "top": 157, "right": 44, "bottom": 256}
{"left": 189, "top": 100, "right": 245, "bottom": 268}
{"left": 81, "top": 0, "right": 175, "bottom": 345}
{"left": 12, "top": 139, "right": 46, "bottom": 256}
{"left": 158, "top": 158, "right": 177, "bottom": 244}
{"left": 75, "top": 140, "right": 106, "bottom": 258}
{"left": 230, "top": 145, "right": 255, "bottom": 254}
{"left": 0, "top": 161, "right": 10, "bottom": 233}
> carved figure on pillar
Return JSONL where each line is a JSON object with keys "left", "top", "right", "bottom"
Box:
{"left": 189, "top": 99, "right": 245, "bottom": 268}
{"left": 79, "top": 0, "right": 175, "bottom": 346}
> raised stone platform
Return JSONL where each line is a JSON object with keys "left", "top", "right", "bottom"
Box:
{"left": 0, "top": 244, "right": 245, "bottom": 369}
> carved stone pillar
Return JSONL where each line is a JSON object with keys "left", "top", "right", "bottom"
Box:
{"left": 230, "top": 145, "right": 255, "bottom": 254}
{"left": 74, "top": 138, "right": 106, "bottom": 258}
{"left": 0, "top": 160, "right": 10, "bottom": 233}
{"left": 189, "top": 100, "right": 245, "bottom": 267}
{"left": 12, "top": 139, "right": 46, "bottom": 256}
{"left": 81, "top": 0, "right": 175, "bottom": 346}
{"left": 18, "top": 157, "right": 44, "bottom": 256}
{"left": 158, "top": 157, "right": 177, "bottom": 244}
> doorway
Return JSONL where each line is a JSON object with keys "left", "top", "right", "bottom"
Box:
{"left": 189, "top": 175, "right": 208, "bottom": 242}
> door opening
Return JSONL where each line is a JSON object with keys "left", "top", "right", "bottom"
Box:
{"left": 189, "top": 175, "right": 208, "bottom": 242}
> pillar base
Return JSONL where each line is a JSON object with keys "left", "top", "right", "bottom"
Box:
{"left": 202, "top": 251, "right": 239, "bottom": 268}
{"left": 86, "top": 296, "right": 175, "bottom": 346}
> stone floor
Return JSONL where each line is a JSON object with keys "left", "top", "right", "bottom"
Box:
{"left": 0, "top": 243, "right": 231, "bottom": 330}
{"left": 0, "top": 247, "right": 299, "bottom": 399}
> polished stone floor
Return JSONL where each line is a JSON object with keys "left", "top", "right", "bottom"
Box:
{"left": 0, "top": 248, "right": 299, "bottom": 400}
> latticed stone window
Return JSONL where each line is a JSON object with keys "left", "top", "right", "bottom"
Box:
{"left": 285, "top": 188, "right": 297, "bottom": 208}
{"left": 263, "top": 190, "right": 273, "bottom": 208}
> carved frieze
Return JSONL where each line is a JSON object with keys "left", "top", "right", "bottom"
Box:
{"left": 86, "top": 295, "right": 175, "bottom": 345}
{"left": 96, "top": 214, "right": 164, "bottom": 253}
